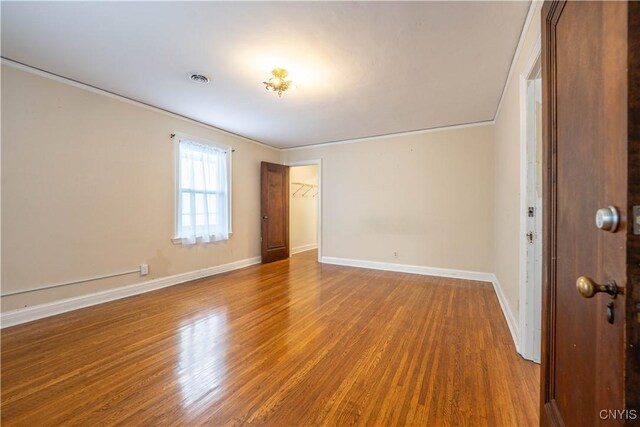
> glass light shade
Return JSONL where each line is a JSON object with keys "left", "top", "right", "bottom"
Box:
{"left": 264, "top": 68, "right": 296, "bottom": 96}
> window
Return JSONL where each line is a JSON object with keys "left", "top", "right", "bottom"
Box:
{"left": 175, "top": 136, "right": 231, "bottom": 244}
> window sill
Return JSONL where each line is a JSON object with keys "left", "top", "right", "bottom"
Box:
{"left": 171, "top": 233, "right": 233, "bottom": 245}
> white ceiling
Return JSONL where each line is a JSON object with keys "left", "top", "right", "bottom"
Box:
{"left": 1, "top": 1, "right": 530, "bottom": 148}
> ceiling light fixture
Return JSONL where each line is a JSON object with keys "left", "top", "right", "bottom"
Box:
{"left": 263, "top": 68, "right": 296, "bottom": 97}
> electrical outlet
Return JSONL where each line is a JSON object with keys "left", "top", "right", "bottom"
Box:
{"left": 140, "top": 263, "right": 149, "bottom": 276}
{"left": 393, "top": 250, "right": 399, "bottom": 258}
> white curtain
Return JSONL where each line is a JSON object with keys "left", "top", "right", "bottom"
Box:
{"left": 178, "top": 140, "right": 229, "bottom": 244}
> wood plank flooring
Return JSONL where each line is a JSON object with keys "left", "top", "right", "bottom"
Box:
{"left": 1, "top": 250, "right": 539, "bottom": 426}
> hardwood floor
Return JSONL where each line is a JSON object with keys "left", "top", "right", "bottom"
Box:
{"left": 1, "top": 250, "right": 539, "bottom": 426}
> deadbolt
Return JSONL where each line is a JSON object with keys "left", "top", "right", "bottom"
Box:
{"left": 576, "top": 276, "right": 621, "bottom": 298}
{"left": 595, "top": 206, "right": 619, "bottom": 232}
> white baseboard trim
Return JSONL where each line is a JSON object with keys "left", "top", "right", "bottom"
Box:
{"left": 320, "top": 256, "right": 494, "bottom": 282}
{"left": 320, "top": 256, "right": 520, "bottom": 350}
{"left": 489, "top": 274, "right": 520, "bottom": 351}
{"left": 2, "top": 254, "right": 521, "bottom": 354}
{"left": 291, "top": 244, "right": 318, "bottom": 255}
{"left": 1, "top": 256, "right": 262, "bottom": 328}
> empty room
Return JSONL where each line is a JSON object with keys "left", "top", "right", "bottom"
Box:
{"left": 1, "top": 1, "right": 638, "bottom": 426}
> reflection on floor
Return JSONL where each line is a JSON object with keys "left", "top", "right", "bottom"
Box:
{"left": 1, "top": 249, "right": 539, "bottom": 426}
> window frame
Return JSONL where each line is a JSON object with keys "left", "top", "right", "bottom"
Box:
{"left": 172, "top": 132, "right": 232, "bottom": 243}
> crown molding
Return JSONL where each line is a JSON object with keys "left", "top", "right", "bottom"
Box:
{"left": 1, "top": 57, "right": 280, "bottom": 152}
{"left": 493, "top": 0, "right": 541, "bottom": 122}
{"left": 3, "top": 57, "right": 498, "bottom": 152}
{"left": 280, "top": 120, "right": 495, "bottom": 152}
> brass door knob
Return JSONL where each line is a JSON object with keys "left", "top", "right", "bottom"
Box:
{"left": 576, "top": 276, "right": 621, "bottom": 298}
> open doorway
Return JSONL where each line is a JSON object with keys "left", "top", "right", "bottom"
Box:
{"left": 518, "top": 41, "right": 542, "bottom": 363}
{"left": 289, "top": 161, "right": 321, "bottom": 262}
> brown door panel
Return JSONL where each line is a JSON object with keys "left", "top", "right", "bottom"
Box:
{"left": 261, "top": 162, "right": 290, "bottom": 263}
{"left": 541, "top": 1, "right": 635, "bottom": 426}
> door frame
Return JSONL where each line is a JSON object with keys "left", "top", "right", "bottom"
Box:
{"left": 286, "top": 159, "right": 322, "bottom": 262}
{"left": 518, "top": 35, "right": 542, "bottom": 362}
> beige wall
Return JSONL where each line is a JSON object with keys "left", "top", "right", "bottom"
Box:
{"left": 493, "top": 2, "right": 542, "bottom": 321}
{"left": 4, "top": 16, "right": 540, "bottom": 316}
{"left": 290, "top": 165, "right": 318, "bottom": 252}
{"left": 1, "top": 65, "right": 279, "bottom": 312}
{"left": 282, "top": 124, "right": 495, "bottom": 272}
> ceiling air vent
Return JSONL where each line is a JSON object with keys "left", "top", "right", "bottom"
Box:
{"left": 189, "top": 74, "right": 210, "bottom": 84}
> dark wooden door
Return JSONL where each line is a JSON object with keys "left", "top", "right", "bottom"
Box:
{"left": 261, "top": 162, "right": 290, "bottom": 263}
{"left": 541, "top": 1, "right": 638, "bottom": 426}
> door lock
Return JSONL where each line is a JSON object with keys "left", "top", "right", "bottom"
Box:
{"left": 606, "top": 301, "right": 615, "bottom": 324}
{"left": 526, "top": 231, "right": 534, "bottom": 243}
{"left": 595, "top": 206, "right": 619, "bottom": 232}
